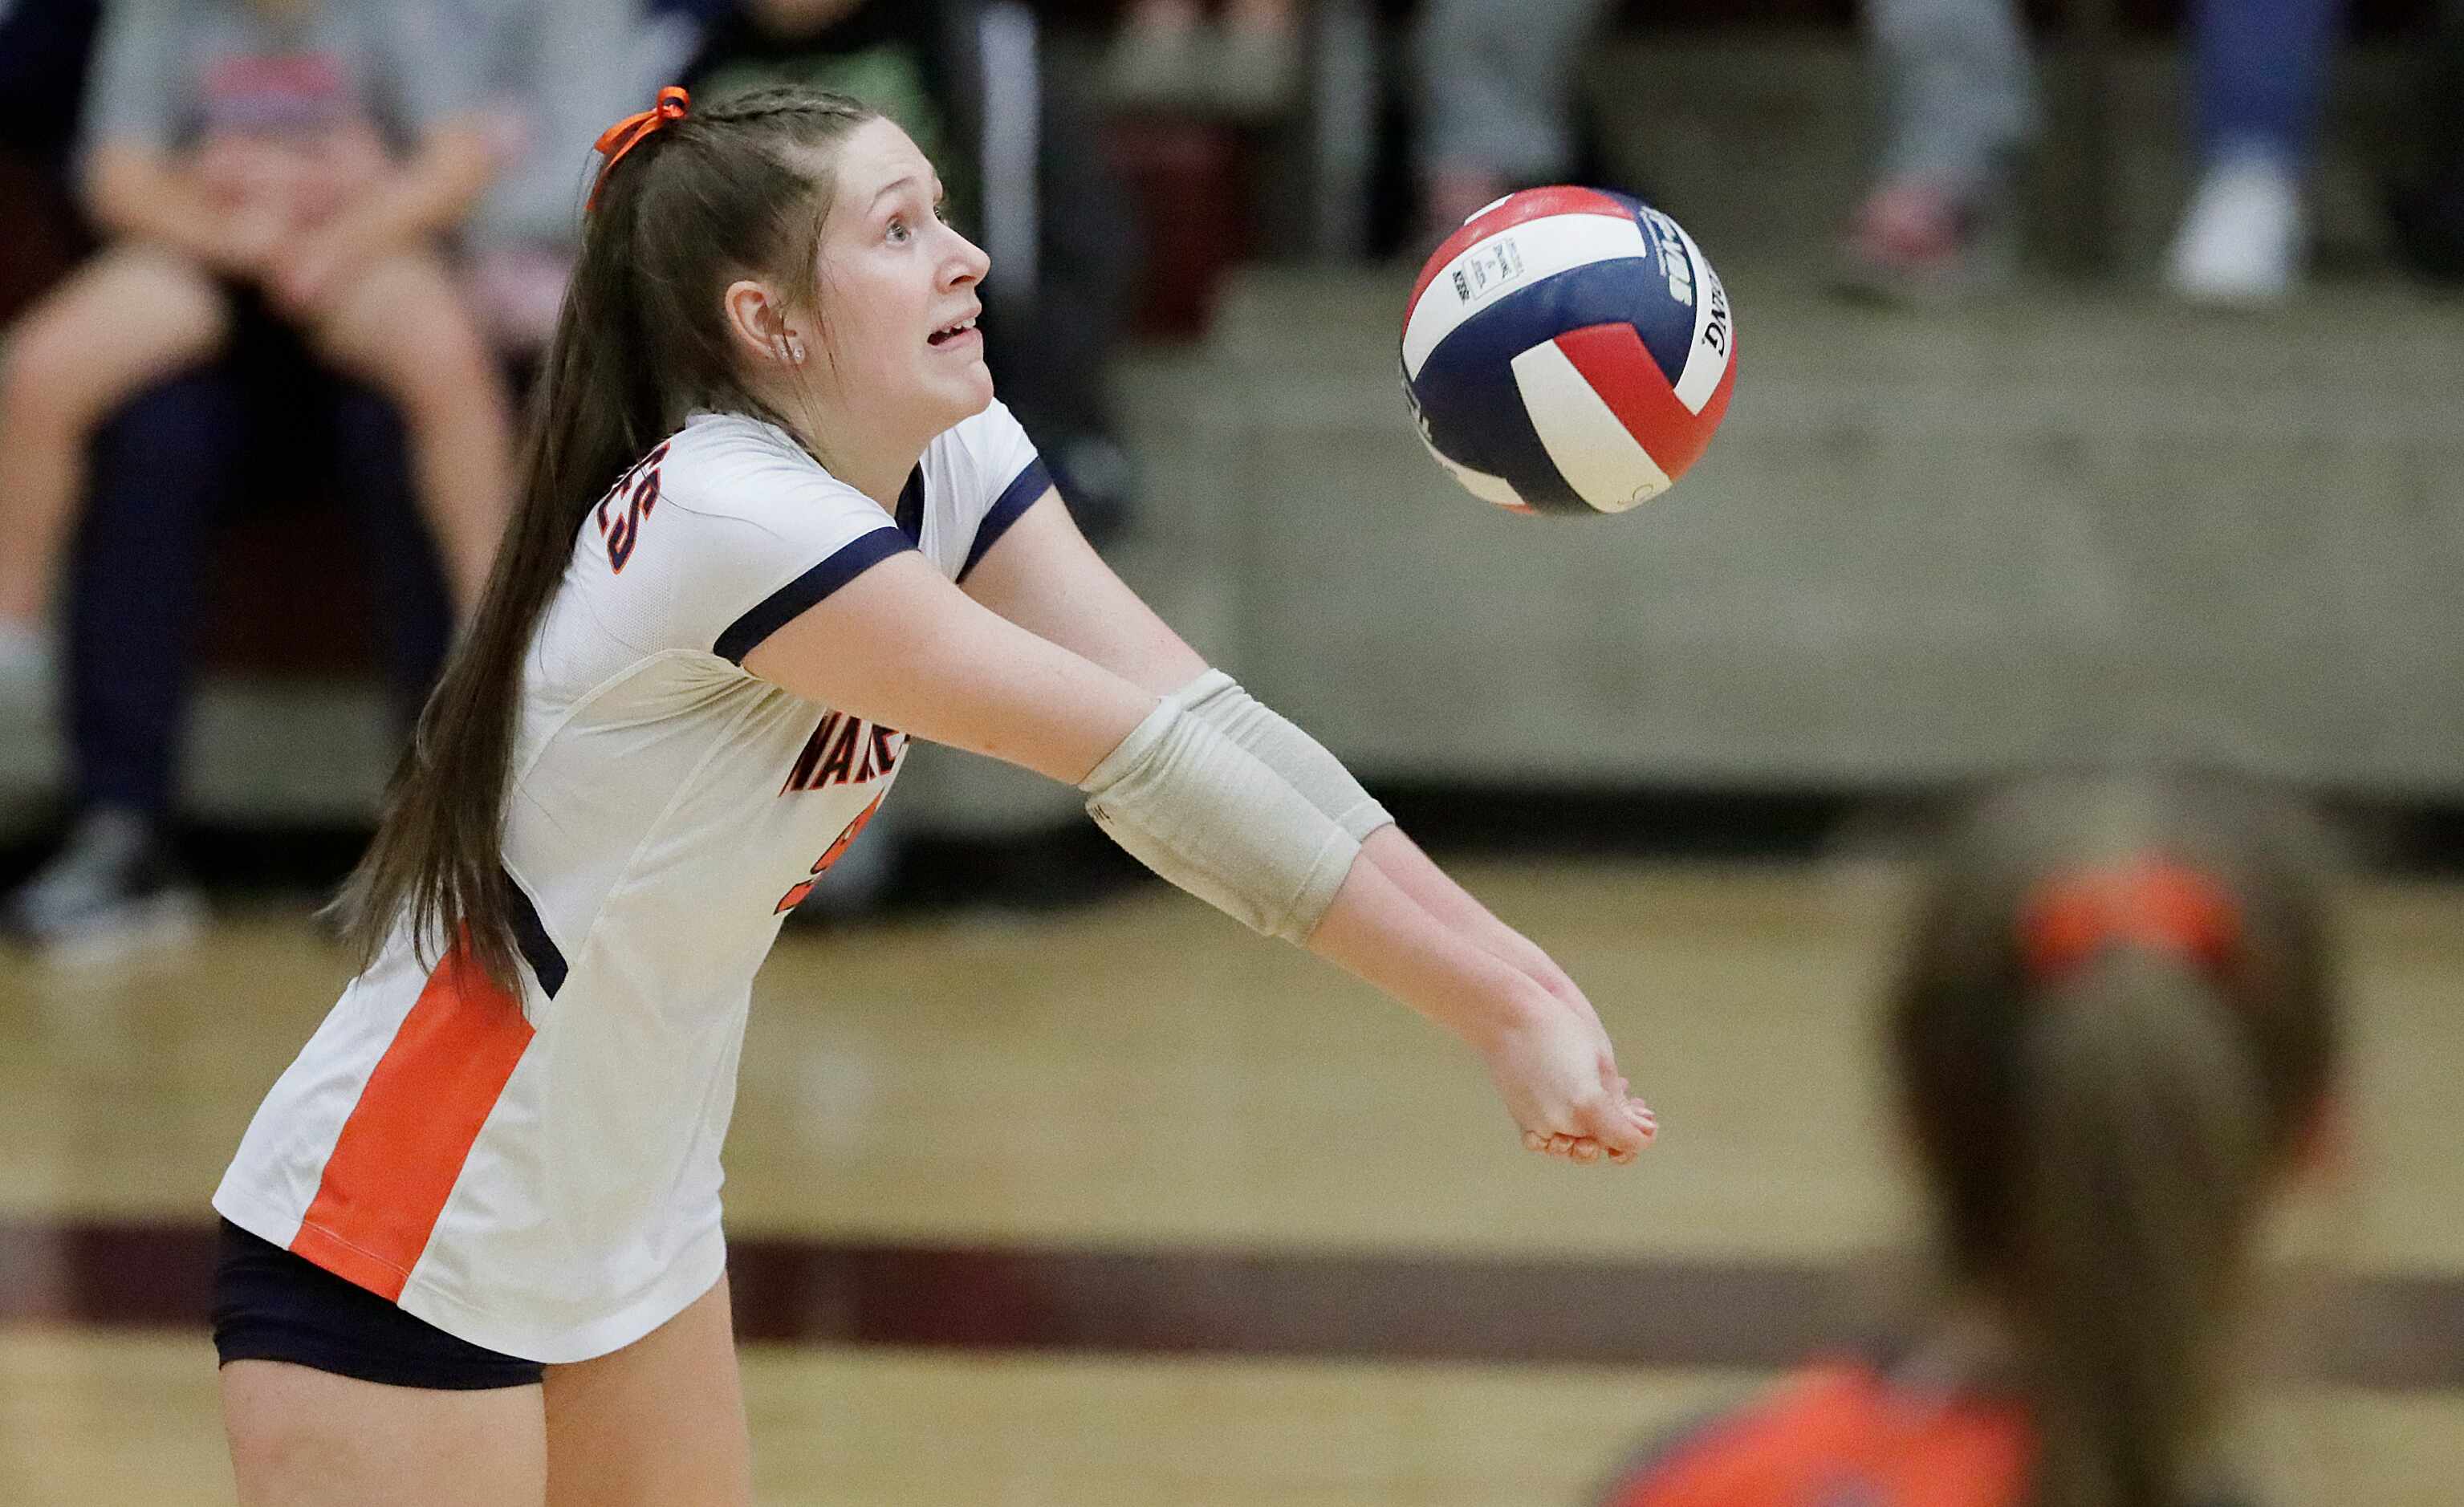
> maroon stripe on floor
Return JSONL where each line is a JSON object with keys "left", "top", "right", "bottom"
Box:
{"left": 2, "top": 1219, "right": 2458, "bottom": 1390}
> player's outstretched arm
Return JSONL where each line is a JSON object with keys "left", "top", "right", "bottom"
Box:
{"left": 961, "top": 490, "right": 1597, "bottom": 986}
{"left": 955, "top": 490, "right": 1654, "bottom": 1158}
{"left": 746, "top": 543, "right": 1651, "bottom": 1161}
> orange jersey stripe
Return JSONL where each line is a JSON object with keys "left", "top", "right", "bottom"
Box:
{"left": 291, "top": 941, "right": 536, "bottom": 1301}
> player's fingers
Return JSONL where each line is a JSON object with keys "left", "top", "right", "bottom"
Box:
{"left": 1578, "top": 1095, "right": 1649, "bottom": 1158}
{"left": 1523, "top": 1128, "right": 1548, "bottom": 1154}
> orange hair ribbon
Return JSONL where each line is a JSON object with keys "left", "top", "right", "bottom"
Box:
{"left": 2019, "top": 858, "right": 2242, "bottom": 984}
{"left": 588, "top": 86, "right": 691, "bottom": 212}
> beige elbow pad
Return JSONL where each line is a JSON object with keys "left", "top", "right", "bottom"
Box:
{"left": 1176, "top": 669, "right": 1393, "bottom": 841}
{"left": 1078, "top": 695, "right": 1360, "bottom": 944}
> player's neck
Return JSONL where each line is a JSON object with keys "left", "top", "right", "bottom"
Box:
{"left": 766, "top": 397, "right": 929, "bottom": 511}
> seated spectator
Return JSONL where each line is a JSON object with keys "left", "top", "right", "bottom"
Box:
{"left": 1104, "top": 0, "right": 1299, "bottom": 120}
{"left": 0, "top": 0, "right": 515, "bottom": 957}
{"left": 0, "top": 0, "right": 104, "bottom": 716}
{"left": 455, "top": 0, "right": 641, "bottom": 363}
{"left": 1841, "top": 0, "right": 2348, "bottom": 302}
{"left": 1599, "top": 772, "right": 2344, "bottom": 1507}
{"left": 681, "top": 0, "right": 1139, "bottom": 544}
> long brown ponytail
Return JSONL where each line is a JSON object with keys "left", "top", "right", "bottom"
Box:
{"left": 330, "top": 87, "right": 880, "bottom": 987}
{"left": 1889, "top": 773, "right": 2340, "bottom": 1507}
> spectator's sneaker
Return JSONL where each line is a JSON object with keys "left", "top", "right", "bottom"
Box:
{"left": 2169, "top": 152, "right": 2303, "bottom": 304}
{"left": 1834, "top": 179, "right": 2005, "bottom": 304}
{"left": 0, "top": 618, "right": 54, "bottom": 728}
{"left": 1, "top": 807, "right": 205, "bottom": 966}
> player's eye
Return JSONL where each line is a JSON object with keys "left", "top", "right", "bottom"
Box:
{"left": 886, "top": 217, "right": 913, "bottom": 245}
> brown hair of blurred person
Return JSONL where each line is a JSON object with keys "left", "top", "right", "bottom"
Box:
{"left": 331, "top": 87, "right": 880, "bottom": 987}
{"left": 1890, "top": 772, "right": 2342, "bottom": 1507}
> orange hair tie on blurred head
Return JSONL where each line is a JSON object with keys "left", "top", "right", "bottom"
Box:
{"left": 588, "top": 86, "right": 691, "bottom": 212}
{"left": 2019, "top": 858, "right": 2242, "bottom": 984}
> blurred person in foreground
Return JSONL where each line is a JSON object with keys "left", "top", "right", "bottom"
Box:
{"left": 1409, "top": 0, "right": 1616, "bottom": 249}
{"left": 0, "top": 0, "right": 515, "bottom": 958}
{"left": 1842, "top": 0, "right": 2346, "bottom": 302}
{"left": 680, "top": 0, "right": 1139, "bottom": 545}
{"left": 1601, "top": 770, "right": 2344, "bottom": 1507}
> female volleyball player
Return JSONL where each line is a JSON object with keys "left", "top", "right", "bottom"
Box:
{"left": 210, "top": 85, "right": 1657, "bottom": 1504}
{"left": 1599, "top": 771, "right": 2343, "bottom": 1507}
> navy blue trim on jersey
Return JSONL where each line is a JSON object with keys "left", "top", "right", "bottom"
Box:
{"left": 894, "top": 467, "right": 925, "bottom": 542}
{"left": 714, "top": 525, "right": 914, "bottom": 665}
{"left": 958, "top": 457, "right": 1053, "bottom": 583}
{"left": 503, "top": 870, "right": 566, "bottom": 1000}
{"left": 213, "top": 1219, "right": 545, "bottom": 1390}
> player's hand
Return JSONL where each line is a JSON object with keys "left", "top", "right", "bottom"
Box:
{"left": 1473, "top": 985, "right": 1657, "bottom": 1164}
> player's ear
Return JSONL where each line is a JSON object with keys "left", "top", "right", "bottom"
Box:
{"left": 722, "top": 279, "right": 805, "bottom": 369}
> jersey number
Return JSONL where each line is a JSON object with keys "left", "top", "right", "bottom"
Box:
{"left": 598, "top": 443, "right": 670, "bottom": 573}
{"left": 774, "top": 794, "right": 885, "bottom": 914}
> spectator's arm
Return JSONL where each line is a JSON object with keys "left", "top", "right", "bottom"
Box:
{"left": 261, "top": 120, "right": 498, "bottom": 314}
{"left": 80, "top": 141, "right": 262, "bottom": 271}
{"left": 326, "top": 117, "right": 499, "bottom": 253}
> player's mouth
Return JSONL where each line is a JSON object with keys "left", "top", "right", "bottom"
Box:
{"left": 927, "top": 311, "right": 981, "bottom": 350}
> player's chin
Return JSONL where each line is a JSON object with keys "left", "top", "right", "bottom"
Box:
{"left": 923, "top": 363, "right": 996, "bottom": 423}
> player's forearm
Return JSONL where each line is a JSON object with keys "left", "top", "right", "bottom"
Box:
{"left": 1360, "top": 825, "right": 1582, "bottom": 1002}
{"left": 1302, "top": 852, "right": 1547, "bottom": 1049}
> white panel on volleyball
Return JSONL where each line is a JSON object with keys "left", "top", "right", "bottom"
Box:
{"left": 1401, "top": 213, "right": 1649, "bottom": 380}
{"left": 1425, "top": 447, "right": 1528, "bottom": 511}
{"left": 1507, "top": 339, "right": 1673, "bottom": 514}
{"left": 1668, "top": 219, "right": 1733, "bottom": 415}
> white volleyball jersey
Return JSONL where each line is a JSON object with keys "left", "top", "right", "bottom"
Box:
{"left": 214, "top": 403, "right": 1051, "bottom": 1362}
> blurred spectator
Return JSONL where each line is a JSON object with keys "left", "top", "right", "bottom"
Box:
{"left": 1409, "top": 0, "right": 1615, "bottom": 248}
{"left": 1104, "top": 0, "right": 1299, "bottom": 120}
{"left": 2387, "top": 8, "right": 2464, "bottom": 284}
{"left": 1842, "top": 0, "right": 2348, "bottom": 302}
{"left": 1598, "top": 774, "right": 2342, "bottom": 1507}
{"left": 450, "top": 0, "right": 640, "bottom": 359}
{"left": 681, "top": 0, "right": 1139, "bottom": 543}
{"left": 0, "top": 0, "right": 105, "bottom": 177}
{"left": 0, "top": 0, "right": 514, "bottom": 957}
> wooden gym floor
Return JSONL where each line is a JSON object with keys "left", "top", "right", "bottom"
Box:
{"left": 3, "top": 859, "right": 2459, "bottom": 1504}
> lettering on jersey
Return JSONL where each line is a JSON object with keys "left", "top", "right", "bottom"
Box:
{"left": 775, "top": 794, "right": 884, "bottom": 913}
{"left": 782, "top": 711, "right": 907, "bottom": 795}
{"left": 596, "top": 442, "right": 670, "bottom": 574}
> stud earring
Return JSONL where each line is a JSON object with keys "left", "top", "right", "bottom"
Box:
{"left": 779, "top": 332, "right": 807, "bottom": 365}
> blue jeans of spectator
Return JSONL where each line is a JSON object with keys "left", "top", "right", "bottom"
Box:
{"left": 1869, "top": 0, "right": 2345, "bottom": 194}
{"left": 69, "top": 364, "right": 452, "bottom": 819}
{"left": 2193, "top": 0, "right": 2347, "bottom": 169}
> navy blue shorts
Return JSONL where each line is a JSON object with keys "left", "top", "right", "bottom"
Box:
{"left": 211, "top": 1218, "right": 544, "bottom": 1390}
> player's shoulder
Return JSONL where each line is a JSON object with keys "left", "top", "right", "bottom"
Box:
{"left": 650, "top": 412, "right": 884, "bottom": 530}
{"left": 1597, "top": 1358, "right": 2028, "bottom": 1507}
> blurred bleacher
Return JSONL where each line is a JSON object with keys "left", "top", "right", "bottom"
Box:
{"left": 2, "top": 20, "right": 2458, "bottom": 859}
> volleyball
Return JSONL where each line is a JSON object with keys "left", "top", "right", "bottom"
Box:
{"left": 1401, "top": 188, "right": 1736, "bottom": 515}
